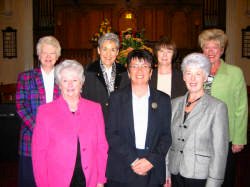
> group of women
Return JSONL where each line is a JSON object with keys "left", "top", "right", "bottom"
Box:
{"left": 16, "top": 28, "right": 248, "bottom": 187}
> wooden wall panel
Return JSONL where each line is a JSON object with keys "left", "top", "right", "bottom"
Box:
{"left": 155, "top": 9, "right": 166, "bottom": 39}
{"left": 55, "top": 7, "right": 113, "bottom": 49}
{"left": 143, "top": 8, "right": 154, "bottom": 40}
{"left": 142, "top": 8, "right": 167, "bottom": 41}
{"left": 53, "top": 1, "right": 204, "bottom": 64}
{"left": 190, "top": 10, "right": 202, "bottom": 49}
{"left": 171, "top": 11, "right": 188, "bottom": 49}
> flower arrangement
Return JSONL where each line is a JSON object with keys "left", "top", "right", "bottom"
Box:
{"left": 91, "top": 18, "right": 112, "bottom": 43}
{"left": 117, "top": 28, "right": 153, "bottom": 65}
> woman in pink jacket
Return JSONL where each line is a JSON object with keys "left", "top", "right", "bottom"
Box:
{"left": 32, "top": 59, "right": 108, "bottom": 187}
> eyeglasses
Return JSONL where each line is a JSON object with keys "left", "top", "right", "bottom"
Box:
{"left": 129, "top": 64, "right": 151, "bottom": 70}
{"left": 41, "top": 52, "right": 57, "bottom": 56}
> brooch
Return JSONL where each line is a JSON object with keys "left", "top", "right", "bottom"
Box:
{"left": 151, "top": 102, "right": 158, "bottom": 110}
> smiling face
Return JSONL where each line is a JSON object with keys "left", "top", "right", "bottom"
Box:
{"left": 202, "top": 40, "right": 224, "bottom": 65}
{"left": 157, "top": 47, "right": 174, "bottom": 66}
{"left": 98, "top": 40, "right": 119, "bottom": 68}
{"left": 59, "top": 68, "right": 83, "bottom": 100}
{"left": 183, "top": 66, "right": 207, "bottom": 95}
{"left": 128, "top": 58, "right": 152, "bottom": 86}
{"left": 38, "top": 44, "right": 59, "bottom": 72}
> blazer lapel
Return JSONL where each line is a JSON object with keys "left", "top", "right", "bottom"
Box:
{"left": 122, "top": 85, "right": 136, "bottom": 146}
{"left": 114, "top": 72, "right": 122, "bottom": 91}
{"left": 182, "top": 95, "right": 208, "bottom": 141}
{"left": 96, "top": 66, "right": 107, "bottom": 89}
{"left": 53, "top": 83, "right": 60, "bottom": 99}
{"left": 34, "top": 68, "right": 46, "bottom": 104}
{"left": 145, "top": 87, "right": 157, "bottom": 147}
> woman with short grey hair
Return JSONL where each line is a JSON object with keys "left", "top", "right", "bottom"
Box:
{"left": 32, "top": 59, "right": 108, "bottom": 187}
{"left": 181, "top": 52, "right": 211, "bottom": 77}
{"left": 165, "top": 52, "right": 229, "bottom": 187}
{"left": 98, "top": 32, "right": 120, "bottom": 49}
{"left": 55, "top": 59, "right": 85, "bottom": 86}
{"left": 83, "top": 33, "right": 129, "bottom": 123}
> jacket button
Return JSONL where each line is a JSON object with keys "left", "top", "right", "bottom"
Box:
{"left": 178, "top": 138, "right": 181, "bottom": 141}
{"left": 84, "top": 166, "right": 88, "bottom": 170}
{"left": 182, "top": 139, "right": 185, "bottom": 142}
{"left": 183, "top": 125, "right": 187, "bottom": 128}
{"left": 105, "top": 102, "right": 109, "bottom": 106}
{"left": 180, "top": 150, "right": 183, "bottom": 154}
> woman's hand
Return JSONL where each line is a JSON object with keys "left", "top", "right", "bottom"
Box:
{"left": 232, "top": 144, "right": 244, "bottom": 153}
{"left": 131, "top": 158, "right": 153, "bottom": 175}
{"left": 97, "top": 183, "right": 104, "bottom": 187}
{"left": 164, "top": 177, "right": 171, "bottom": 187}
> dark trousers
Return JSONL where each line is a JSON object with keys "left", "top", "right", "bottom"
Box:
{"left": 18, "top": 155, "right": 36, "bottom": 187}
{"left": 106, "top": 179, "right": 162, "bottom": 187}
{"left": 106, "top": 149, "right": 162, "bottom": 187}
{"left": 171, "top": 174, "right": 206, "bottom": 187}
{"left": 222, "top": 142, "right": 236, "bottom": 187}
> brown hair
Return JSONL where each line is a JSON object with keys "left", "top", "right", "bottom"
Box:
{"left": 154, "top": 36, "right": 177, "bottom": 63}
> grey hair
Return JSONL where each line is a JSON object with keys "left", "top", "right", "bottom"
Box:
{"left": 98, "top": 32, "right": 120, "bottom": 49}
{"left": 36, "top": 36, "right": 61, "bottom": 57}
{"left": 55, "top": 59, "right": 85, "bottom": 85}
{"left": 181, "top": 53, "right": 211, "bottom": 77}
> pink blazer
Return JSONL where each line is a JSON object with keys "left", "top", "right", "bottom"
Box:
{"left": 32, "top": 96, "right": 108, "bottom": 187}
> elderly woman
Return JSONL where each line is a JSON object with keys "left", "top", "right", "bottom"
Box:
{"left": 83, "top": 32, "right": 129, "bottom": 123}
{"left": 16, "top": 36, "right": 61, "bottom": 187}
{"left": 165, "top": 53, "right": 229, "bottom": 187}
{"left": 151, "top": 37, "right": 186, "bottom": 98}
{"left": 106, "top": 49, "right": 172, "bottom": 187}
{"left": 32, "top": 60, "right": 108, "bottom": 187}
{"left": 199, "top": 29, "right": 248, "bottom": 187}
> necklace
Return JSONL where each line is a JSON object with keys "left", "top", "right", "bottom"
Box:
{"left": 186, "top": 97, "right": 201, "bottom": 107}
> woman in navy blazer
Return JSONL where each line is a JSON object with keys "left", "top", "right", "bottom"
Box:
{"left": 106, "top": 49, "right": 172, "bottom": 187}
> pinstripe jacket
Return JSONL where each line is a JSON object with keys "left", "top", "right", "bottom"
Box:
{"left": 16, "top": 68, "right": 60, "bottom": 156}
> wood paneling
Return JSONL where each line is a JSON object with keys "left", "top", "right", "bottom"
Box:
{"left": 0, "top": 83, "right": 16, "bottom": 104}
{"left": 33, "top": 0, "right": 225, "bottom": 65}
{"left": 55, "top": 6, "right": 113, "bottom": 49}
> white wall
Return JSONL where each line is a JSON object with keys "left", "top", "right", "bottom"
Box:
{"left": 0, "top": 0, "right": 33, "bottom": 84}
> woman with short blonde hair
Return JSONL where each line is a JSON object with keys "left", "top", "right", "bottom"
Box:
{"left": 199, "top": 28, "right": 248, "bottom": 187}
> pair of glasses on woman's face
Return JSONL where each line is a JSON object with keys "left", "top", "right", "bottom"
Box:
{"left": 129, "top": 64, "right": 151, "bottom": 70}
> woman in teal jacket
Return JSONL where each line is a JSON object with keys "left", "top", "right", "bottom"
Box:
{"left": 199, "top": 28, "right": 248, "bottom": 187}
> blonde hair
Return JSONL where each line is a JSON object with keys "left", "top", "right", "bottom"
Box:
{"left": 36, "top": 36, "right": 61, "bottom": 57}
{"left": 198, "top": 28, "right": 228, "bottom": 50}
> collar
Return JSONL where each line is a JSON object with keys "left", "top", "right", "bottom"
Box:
{"left": 99, "top": 60, "right": 116, "bottom": 72}
{"left": 41, "top": 67, "right": 54, "bottom": 76}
